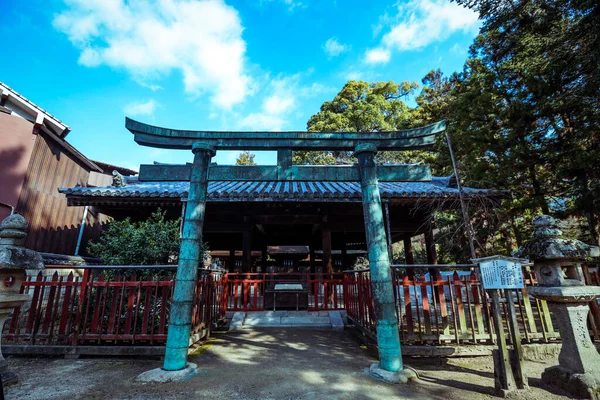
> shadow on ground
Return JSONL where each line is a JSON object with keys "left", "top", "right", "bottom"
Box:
{"left": 5, "top": 328, "right": 577, "bottom": 400}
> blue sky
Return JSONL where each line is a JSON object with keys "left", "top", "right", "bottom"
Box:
{"left": 0, "top": 0, "right": 480, "bottom": 170}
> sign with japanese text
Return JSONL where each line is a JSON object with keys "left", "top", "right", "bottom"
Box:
{"left": 479, "top": 259, "right": 524, "bottom": 289}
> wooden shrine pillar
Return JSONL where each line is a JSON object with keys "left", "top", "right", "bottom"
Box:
{"left": 229, "top": 247, "right": 236, "bottom": 272}
{"left": 404, "top": 237, "right": 415, "bottom": 279}
{"left": 341, "top": 234, "right": 348, "bottom": 270}
{"left": 355, "top": 143, "right": 403, "bottom": 373}
{"left": 309, "top": 246, "right": 316, "bottom": 274}
{"left": 322, "top": 229, "right": 333, "bottom": 273}
{"left": 243, "top": 230, "right": 252, "bottom": 273}
{"left": 425, "top": 223, "right": 438, "bottom": 276}
{"left": 261, "top": 245, "right": 267, "bottom": 272}
{"left": 163, "top": 143, "right": 215, "bottom": 372}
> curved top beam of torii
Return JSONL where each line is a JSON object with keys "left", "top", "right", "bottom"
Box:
{"left": 125, "top": 117, "right": 446, "bottom": 151}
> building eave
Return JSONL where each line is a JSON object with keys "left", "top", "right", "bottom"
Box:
{"left": 0, "top": 82, "right": 70, "bottom": 138}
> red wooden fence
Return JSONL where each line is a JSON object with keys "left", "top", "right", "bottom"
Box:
{"left": 5, "top": 265, "right": 599, "bottom": 351}
{"left": 4, "top": 267, "right": 224, "bottom": 346}
{"left": 222, "top": 272, "right": 344, "bottom": 312}
{"left": 345, "top": 265, "right": 600, "bottom": 346}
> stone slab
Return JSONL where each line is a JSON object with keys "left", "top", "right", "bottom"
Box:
{"left": 368, "top": 363, "right": 419, "bottom": 384}
{"left": 247, "top": 311, "right": 288, "bottom": 317}
{"left": 329, "top": 311, "right": 345, "bottom": 329}
{"left": 136, "top": 363, "right": 198, "bottom": 383}
{"left": 230, "top": 312, "right": 245, "bottom": 331}
{"left": 243, "top": 317, "right": 282, "bottom": 326}
{"left": 243, "top": 324, "right": 292, "bottom": 328}
{"left": 280, "top": 317, "right": 330, "bottom": 325}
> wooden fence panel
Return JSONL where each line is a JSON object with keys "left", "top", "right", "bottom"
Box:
{"left": 345, "top": 267, "right": 576, "bottom": 346}
{"left": 3, "top": 268, "right": 221, "bottom": 347}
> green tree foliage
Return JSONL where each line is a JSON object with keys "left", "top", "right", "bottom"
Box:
{"left": 87, "top": 209, "right": 183, "bottom": 266}
{"left": 235, "top": 151, "right": 256, "bottom": 165}
{"left": 449, "top": 0, "right": 600, "bottom": 245}
{"left": 303, "top": 0, "right": 599, "bottom": 261}
{"left": 293, "top": 80, "right": 419, "bottom": 165}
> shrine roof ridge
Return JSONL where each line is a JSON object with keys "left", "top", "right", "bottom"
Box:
{"left": 59, "top": 176, "right": 504, "bottom": 206}
{"left": 126, "top": 117, "right": 446, "bottom": 150}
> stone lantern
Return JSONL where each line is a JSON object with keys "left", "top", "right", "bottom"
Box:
{"left": 0, "top": 214, "right": 43, "bottom": 385}
{"left": 515, "top": 215, "right": 600, "bottom": 399}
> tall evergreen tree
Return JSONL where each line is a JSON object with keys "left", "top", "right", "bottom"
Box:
{"left": 451, "top": 0, "right": 600, "bottom": 244}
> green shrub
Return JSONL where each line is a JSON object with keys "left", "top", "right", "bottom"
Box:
{"left": 88, "top": 209, "right": 183, "bottom": 266}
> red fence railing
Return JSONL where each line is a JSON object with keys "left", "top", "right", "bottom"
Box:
{"left": 222, "top": 273, "right": 345, "bottom": 312}
{"left": 345, "top": 264, "right": 600, "bottom": 346}
{"left": 4, "top": 266, "right": 223, "bottom": 346}
{"left": 6, "top": 264, "right": 600, "bottom": 350}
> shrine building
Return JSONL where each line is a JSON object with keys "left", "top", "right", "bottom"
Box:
{"left": 56, "top": 117, "right": 502, "bottom": 373}
{"left": 59, "top": 118, "right": 497, "bottom": 274}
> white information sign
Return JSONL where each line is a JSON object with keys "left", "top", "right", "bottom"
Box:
{"left": 479, "top": 259, "right": 524, "bottom": 289}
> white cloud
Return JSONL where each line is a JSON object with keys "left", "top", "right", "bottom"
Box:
{"left": 261, "top": 0, "right": 306, "bottom": 11}
{"left": 236, "top": 72, "right": 333, "bottom": 131}
{"left": 323, "top": 37, "right": 348, "bottom": 57}
{"left": 299, "top": 82, "right": 336, "bottom": 97}
{"left": 53, "top": 0, "right": 251, "bottom": 109}
{"left": 124, "top": 99, "right": 157, "bottom": 117}
{"left": 239, "top": 113, "right": 287, "bottom": 131}
{"left": 238, "top": 75, "right": 297, "bottom": 131}
{"left": 263, "top": 95, "right": 294, "bottom": 115}
{"left": 450, "top": 42, "right": 467, "bottom": 55}
{"left": 365, "top": 48, "right": 391, "bottom": 64}
{"left": 365, "top": 0, "right": 479, "bottom": 63}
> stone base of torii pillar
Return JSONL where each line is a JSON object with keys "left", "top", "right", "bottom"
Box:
{"left": 369, "top": 363, "right": 419, "bottom": 384}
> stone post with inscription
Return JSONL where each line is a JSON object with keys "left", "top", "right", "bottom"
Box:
{"left": 515, "top": 215, "right": 600, "bottom": 399}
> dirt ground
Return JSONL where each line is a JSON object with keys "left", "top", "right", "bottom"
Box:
{"left": 5, "top": 328, "right": 581, "bottom": 400}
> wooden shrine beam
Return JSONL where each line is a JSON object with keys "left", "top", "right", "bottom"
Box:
{"left": 138, "top": 164, "right": 432, "bottom": 182}
{"left": 126, "top": 117, "right": 445, "bottom": 150}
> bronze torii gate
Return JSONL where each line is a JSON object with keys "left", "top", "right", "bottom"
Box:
{"left": 126, "top": 117, "right": 446, "bottom": 375}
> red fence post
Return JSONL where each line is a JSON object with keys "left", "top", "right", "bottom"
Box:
{"left": 72, "top": 268, "right": 90, "bottom": 346}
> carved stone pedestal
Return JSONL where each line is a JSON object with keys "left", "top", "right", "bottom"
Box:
{"left": 542, "top": 303, "right": 600, "bottom": 399}
{"left": 0, "top": 295, "right": 28, "bottom": 385}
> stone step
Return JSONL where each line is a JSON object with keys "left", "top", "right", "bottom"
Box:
{"left": 231, "top": 310, "right": 346, "bottom": 329}
{"left": 229, "top": 310, "right": 345, "bottom": 330}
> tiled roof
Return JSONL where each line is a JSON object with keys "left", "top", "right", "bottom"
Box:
{"left": 59, "top": 176, "right": 501, "bottom": 203}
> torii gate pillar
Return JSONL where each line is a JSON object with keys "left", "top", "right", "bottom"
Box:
{"left": 356, "top": 144, "right": 415, "bottom": 382}
{"left": 163, "top": 142, "right": 215, "bottom": 371}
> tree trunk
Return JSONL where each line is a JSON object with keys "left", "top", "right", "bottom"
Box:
{"left": 577, "top": 171, "right": 600, "bottom": 246}
{"left": 528, "top": 164, "right": 550, "bottom": 214}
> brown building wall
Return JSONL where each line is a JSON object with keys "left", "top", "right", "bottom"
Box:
{"left": 0, "top": 112, "right": 37, "bottom": 221}
{"left": 14, "top": 131, "right": 110, "bottom": 255}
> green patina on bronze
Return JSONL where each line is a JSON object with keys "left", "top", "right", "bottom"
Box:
{"left": 126, "top": 117, "right": 444, "bottom": 150}
{"left": 163, "top": 142, "right": 215, "bottom": 371}
{"left": 126, "top": 117, "right": 446, "bottom": 373}
{"left": 138, "top": 164, "right": 432, "bottom": 182}
{"left": 355, "top": 143, "right": 403, "bottom": 372}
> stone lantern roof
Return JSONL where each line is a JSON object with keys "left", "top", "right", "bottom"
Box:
{"left": 514, "top": 215, "right": 600, "bottom": 261}
{"left": 0, "top": 214, "right": 43, "bottom": 270}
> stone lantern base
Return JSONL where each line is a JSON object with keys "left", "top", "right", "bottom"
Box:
{"left": 0, "top": 293, "right": 30, "bottom": 385}
{"left": 540, "top": 301, "right": 600, "bottom": 400}
{"left": 542, "top": 366, "right": 600, "bottom": 400}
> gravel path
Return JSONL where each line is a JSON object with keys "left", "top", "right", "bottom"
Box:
{"left": 5, "top": 328, "right": 578, "bottom": 399}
